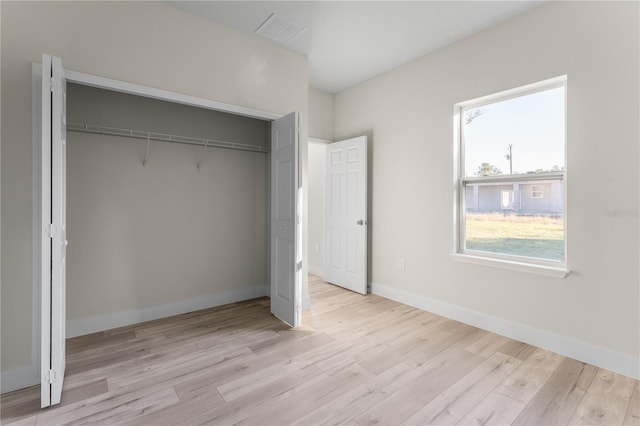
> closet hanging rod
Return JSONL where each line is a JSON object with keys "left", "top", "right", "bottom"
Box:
{"left": 67, "top": 122, "right": 270, "bottom": 154}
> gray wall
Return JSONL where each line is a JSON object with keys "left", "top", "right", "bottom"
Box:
{"left": 334, "top": 1, "right": 639, "bottom": 367}
{"left": 65, "top": 84, "right": 268, "bottom": 324}
{"left": 465, "top": 182, "right": 564, "bottom": 214}
{"left": 307, "top": 142, "right": 327, "bottom": 274}
{"left": 520, "top": 182, "right": 563, "bottom": 213}
{"left": 68, "top": 84, "right": 269, "bottom": 149}
{"left": 307, "top": 88, "right": 334, "bottom": 275}
{"left": 308, "top": 89, "right": 334, "bottom": 141}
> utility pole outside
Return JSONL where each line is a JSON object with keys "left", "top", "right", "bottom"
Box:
{"left": 506, "top": 144, "right": 513, "bottom": 174}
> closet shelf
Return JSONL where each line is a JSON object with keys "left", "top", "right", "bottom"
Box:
{"left": 67, "top": 122, "right": 270, "bottom": 154}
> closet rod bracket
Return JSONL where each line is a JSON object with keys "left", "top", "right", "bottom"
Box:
{"left": 142, "top": 134, "right": 151, "bottom": 166}
{"left": 197, "top": 139, "right": 208, "bottom": 170}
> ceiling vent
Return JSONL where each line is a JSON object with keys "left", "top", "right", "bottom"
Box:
{"left": 255, "top": 13, "right": 305, "bottom": 44}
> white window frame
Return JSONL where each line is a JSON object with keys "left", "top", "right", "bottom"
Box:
{"left": 531, "top": 185, "right": 544, "bottom": 198}
{"left": 452, "top": 76, "right": 569, "bottom": 278}
{"left": 501, "top": 189, "right": 515, "bottom": 210}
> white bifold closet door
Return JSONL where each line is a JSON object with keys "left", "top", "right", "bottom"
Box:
{"left": 270, "top": 112, "right": 302, "bottom": 327}
{"left": 40, "top": 54, "right": 67, "bottom": 408}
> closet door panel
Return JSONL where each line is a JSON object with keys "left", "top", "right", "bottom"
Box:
{"left": 40, "top": 53, "right": 67, "bottom": 408}
{"left": 270, "top": 112, "right": 301, "bottom": 327}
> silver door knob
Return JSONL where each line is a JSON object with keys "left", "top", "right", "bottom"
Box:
{"left": 357, "top": 220, "right": 366, "bottom": 225}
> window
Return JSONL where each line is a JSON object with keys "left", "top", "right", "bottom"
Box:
{"left": 456, "top": 77, "right": 566, "bottom": 266}
{"left": 531, "top": 185, "right": 544, "bottom": 198}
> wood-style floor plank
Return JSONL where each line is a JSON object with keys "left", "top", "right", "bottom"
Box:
{"left": 512, "top": 357, "right": 599, "bottom": 425}
{"left": 624, "top": 381, "right": 640, "bottom": 426}
{"left": 457, "top": 392, "right": 527, "bottom": 426}
{"left": 352, "top": 349, "right": 486, "bottom": 425}
{"left": 404, "top": 352, "right": 522, "bottom": 425}
{"left": 456, "top": 348, "right": 564, "bottom": 425}
{"left": 1, "top": 275, "right": 637, "bottom": 426}
{"left": 292, "top": 362, "right": 423, "bottom": 425}
{"left": 569, "top": 369, "right": 636, "bottom": 425}
{"left": 233, "top": 365, "right": 374, "bottom": 426}
{"left": 494, "top": 348, "right": 566, "bottom": 405}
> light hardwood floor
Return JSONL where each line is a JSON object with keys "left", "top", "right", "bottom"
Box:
{"left": 2, "top": 275, "right": 639, "bottom": 425}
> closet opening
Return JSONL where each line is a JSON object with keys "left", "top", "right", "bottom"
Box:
{"left": 35, "top": 55, "right": 301, "bottom": 407}
{"left": 64, "top": 83, "right": 272, "bottom": 338}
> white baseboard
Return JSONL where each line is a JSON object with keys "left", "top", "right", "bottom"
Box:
{"left": 371, "top": 282, "right": 640, "bottom": 380}
{"left": 307, "top": 265, "right": 323, "bottom": 277}
{"left": 305, "top": 265, "right": 321, "bottom": 309}
{"left": 1, "top": 364, "right": 39, "bottom": 394}
{"left": 66, "top": 285, "right": 269, "bottom": 338}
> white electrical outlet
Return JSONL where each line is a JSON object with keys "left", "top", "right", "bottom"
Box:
{"left": 398, "top": 259, "right": 406, "bottom": 271}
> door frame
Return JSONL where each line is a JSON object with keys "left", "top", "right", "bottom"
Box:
{"left": 30, "top": 65, "right": 299, "bottom": 395}
{"left": 306, "top": 137, "right": 331, "bottom": 279}
{"left": 64, "top": 70, "right": 281, "bottom": 121}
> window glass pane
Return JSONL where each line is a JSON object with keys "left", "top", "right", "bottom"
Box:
{"left": 531, "top": 185, "right": 544, "bottom": 198}
{"left": 464, "top": 180, "right": 564, "bottom": 261}
{"left": 460, "top": 81, "right": 566, "bottom": 263}
{"left": 463, "top": 86, "right": 565, "bottom": 177}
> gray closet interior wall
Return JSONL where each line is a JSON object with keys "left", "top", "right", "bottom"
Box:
{"left": 66, "top": 83, "right": 269, "bottom": 330}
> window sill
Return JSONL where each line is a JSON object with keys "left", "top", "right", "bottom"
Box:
{"left": 450, "top": 253, "right": 570, "bottom": 278}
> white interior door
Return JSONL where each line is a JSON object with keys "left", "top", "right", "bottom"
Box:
{"left": 40, "top": 54, "right": 67, "bottom": 407}
{"left": 270, "top": 112, "right": 301, "bottom": 327}
{"left": 323, "top": 136, "right": 368, "bottom": 294}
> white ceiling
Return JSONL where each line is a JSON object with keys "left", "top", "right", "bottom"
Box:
{"left": 169, "top": 1, "right": 542, "bottom": 94}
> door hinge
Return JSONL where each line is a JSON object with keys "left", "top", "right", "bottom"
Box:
{"left": 296, "top": 261, "right": 303, "bottom": 272}
{"left": 49, "top": 77, "right": 55, "bottom": 92}
{"left": 44, "top": 369, "right": 57, "bottom": 384}
{"left": 47, "top": 224, "right": 57, "bottom": 239}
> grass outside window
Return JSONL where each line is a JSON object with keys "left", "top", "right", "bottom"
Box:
{"left": 465, "top": 212, "right": 564, "bottom": 261}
